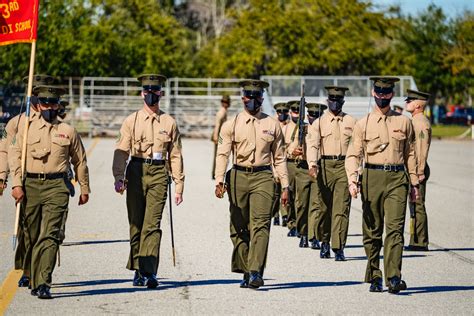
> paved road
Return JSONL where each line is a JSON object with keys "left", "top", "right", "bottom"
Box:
{"left": 0, "top": 138, "right": 473, "bottom": 315}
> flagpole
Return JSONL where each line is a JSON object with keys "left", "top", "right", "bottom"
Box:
{"left": 13, "top": 40, "right": 37, "bottom": 250}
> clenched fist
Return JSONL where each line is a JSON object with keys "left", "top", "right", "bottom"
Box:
{"left": 215, "top": 183, "right": 226, "bottom": 198}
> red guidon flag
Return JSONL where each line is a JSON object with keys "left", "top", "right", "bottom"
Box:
{"left": 0, "top": 0, "right": 39, "bottom": 46}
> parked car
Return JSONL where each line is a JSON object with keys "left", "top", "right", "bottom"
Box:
{"left": 444, "top": 106, "right": 473, "bottom": 125}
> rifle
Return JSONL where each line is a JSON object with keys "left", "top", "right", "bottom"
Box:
{"left": 298, "top": 84, "right": 306, "bottom": 147}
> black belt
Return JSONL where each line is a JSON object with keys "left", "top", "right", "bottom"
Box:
{"left": 287, "top": 158, "right": 307, "bottom": 163}
{"left": 321, "top": 155, "right": 346, "bottom": 161}
{"left": 233, "top": 165, "right": 271, "bottom": 173}
{"left": 365, "top": 163, "right": 405, "bottom": 172}
{"left": 26, "top": 172, "right": 67, "bottom": 180}
{"left": 131, "top": 157, "right": 166, "bottom": 166}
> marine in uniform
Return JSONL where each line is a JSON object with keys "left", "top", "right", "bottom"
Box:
{"left": 283, "top": 100, "right": 313, "bottom": 248}
{"left": 0, "top": 74, "right": 55, "bottom": 288}
{"left": 112, "top": 74, "right": 185, "bottom": 289}
{"left": 404, "top": 89, "right": 432, "bottom": 251}
{"left": 211, "top": 95, "right": 230, "bottom": 179}
{"left": 307, "top": 86, "right": 356, "bottom": 261}
{"left": 345, "top": 77, "right": 419, "bottom": 294}
{"left": 214, "top": 80, "right": 289, "bottom": 289}
{"left": 271, "top": 102, "right": 290, "bottom": 227}
{"left": 305, "top": 103, "right": 327, "bottom": 250}
{"left": 282, "top": 101, "right": 301, "bottom": 237}
{"left": 9, "top": 86, "right": 90, "bottom": 299}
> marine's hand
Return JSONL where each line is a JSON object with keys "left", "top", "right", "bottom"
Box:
{"left": 114, "top": 179, "right": 127, "bottom": 194}
{"left": 292, "top": 146, "right": 303, "bottom": 156}
{"left": 79, "top": 194, "right": 89, "bottom": 205}
{"left": 418, "top": 174, "right": 426, "bottom": 183}
{"left": 12, "top": 186, "right": 24, "bottom": 204}
{"left": 308, "top": 166, "right": 318, "bottom": 178}
{"left": 349, "top": 182, "right": 359, "bottom": 199}
{"left": 175, "top": 193, "right": 183, "bottom": 205}
{"left": 215, "top": 183, "right": 226, "bottom": 198}
{"left": 281, "top": 188, "right": 289, "bottom": 206}
{"left": 410, "top": 186, "right": 419, "bottom": 202}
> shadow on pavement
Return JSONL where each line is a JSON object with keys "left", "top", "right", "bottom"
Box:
{"left": 62, "top": 239, "right": 129, "bottom": 247}
{"left": 260, "top": 280, "right": 362, "bottom": 291}
{"left": 398, "top": 285, "right": 474, "bottom": 296}
{"left": 53, "top": 279, "right": 130, "bottom": 288}
{"left": 51, "top": 278, "right": 241, "bottom": 298}
{"left": 346, "top": 254, "right": 427, "bottom": 261}
{"left": 429, "top": 248, "right": 474, "bottom": 252}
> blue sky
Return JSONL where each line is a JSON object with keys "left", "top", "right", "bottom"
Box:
{"left": 371, "top": 0, "right": 472, "bottom": 17}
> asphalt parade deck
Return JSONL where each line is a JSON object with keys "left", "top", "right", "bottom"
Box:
{"left": 0, "top": 138, "right": 473, "bottom": 315}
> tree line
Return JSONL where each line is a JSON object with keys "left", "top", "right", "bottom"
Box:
{"left": 0, "top": 0, "right": 472, "bottom": 105}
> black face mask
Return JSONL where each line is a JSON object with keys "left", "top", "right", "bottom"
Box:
{"left": 291, "top": 116, "right": 298, "bottom": 123}
{"left": 375, "top": 97, "right": 391, "bottom": 108}
{"left": 244, "top": 99, "right": 262, "bottom": 113}
{"left": 144, "top": 93, "right": 160, "bottom": 107}
{"left": 277, "top": 113, "right": 289, "bottom": 122}
{"left": 41, "top": 109, "right": 59, "bottom": 123}
{"left": 328, "top": 99, "right": 344, "bottom": 113}
{"left": 307, "top": 113, "right": 320, "bottom": 124}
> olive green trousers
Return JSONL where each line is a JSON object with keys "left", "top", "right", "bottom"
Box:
{"left": 361, "top": 168, "right": 408, "bottom": 285}
{"left": 294, "top": 163, "right": 314, "bottom": 236}
{"left": 409, "top": 165, "right": 430, "bottom": 247}
{"left": 126, "top": 161, "right": 168, "bottom": 276}
{"left": 227, "top": 168, "right": 274, "bottom": 274}
{"left": 317, "top": 160, "right": 351, "bottom": 250}
{"left": 286, "top": 162, "right": 297, "bottom": 230}
{"left": 23, "top": 178, "right": 69, "bottom": 289}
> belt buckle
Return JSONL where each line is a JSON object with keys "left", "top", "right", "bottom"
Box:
{"left": 144, "top": 158, "right": 153, "bottom": 165}
{"left": 245, "top": 166, "right": 253, "bottom": 172}
{"left": 39, "top": 173, "right": 46, "bottom": 181}
{"left": 337, "top": 155, "right": 343, "bottom": 160}
{"left": 383, "top": 164, "right": 391, "bottom": 172}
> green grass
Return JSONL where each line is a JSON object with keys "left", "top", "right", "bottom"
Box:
{"left": 432, "top": 125, "right": 472, "bottom": 138}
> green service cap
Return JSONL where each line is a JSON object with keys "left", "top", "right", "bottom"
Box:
{"left": 406, "top": 89, "right": 430, "bottom": 101}
{"left": 23, "top": 74, "right": 55, "bottom": 87}
{"left": 33, "top": 86, "right": 66, "bottom": 98}
{"left": 239, "top": 79, "right": 269, "bottom": 92}
{"left": 287, "top": 100, "right": 302, "bottom": 111}
{"left": 221, "top": 94, "right": 231, "bottom": 103}
{"left": 325, "top": 86, "right": 349, "bottom": 97}
{"left": 306, "top": 103, "right": 327, "bottom": 111}
{"left": 369, "top": 76, "right": 400, "bottom": 89}
{"left": 137, "top": 74, "right": 167, "bottom": 90}
{"left": 274, "top": 102, "right": 289, "bottom": 111}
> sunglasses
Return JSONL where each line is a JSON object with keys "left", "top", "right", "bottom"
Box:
{"left": 38, "top": 97, "right": 60, "bottom": 105}
{"left": 307, "top": 111, "right": 319, "bottom": 117}
{"left": 290, "top": 107, "right": 299, "bottom": 113}
{"left": 405, "top": 98, "right": 416, "bottom": 103}
{"left": 243, "top": 90, "right": 263, "bottom": 98}
{"left": 276, "top": 109, "right": 289, "bottom": 114}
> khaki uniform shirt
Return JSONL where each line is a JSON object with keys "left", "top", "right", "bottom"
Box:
{"left": 0, "top": 111, "right": 40, "bottom": 181}
{"left": 345, "top": 109, "right": 418, "bottom": 186}
{"left": 212, "top": 107, "right": 228, "bottom": 143}
{"left": 215, "top": 110, "right": 289, "bottom": 187}
{"left": 284, "top": 120, "right": 307, "bottom": 161}
{"left": 272, "top": 119, "right": 289, "bottom": 182}
{"left": 8, "top": 116, "right": 90, "bottom": 194}
{"left": 306, "top": 111, "right": 356, "bottom": 167}
{"left": 412, "top": 113, "right": 431, "bottom": 176}
{"left": 113, "top": 107, "right": 185, "bottom": 194}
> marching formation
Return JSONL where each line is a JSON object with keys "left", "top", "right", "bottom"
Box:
{"left": 0, "top": 74, "right": 432, "bottom": 299}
